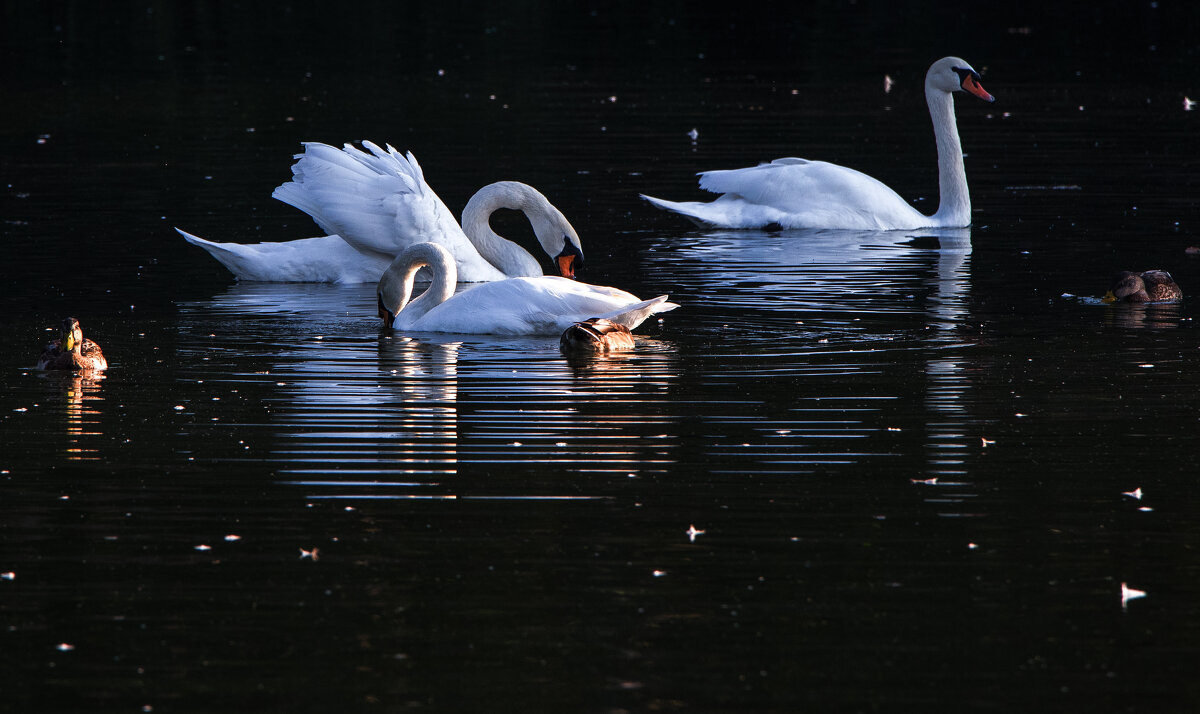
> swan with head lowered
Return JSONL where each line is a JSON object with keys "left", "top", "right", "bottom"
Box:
{"left": 177, "top": 141, "right": 585, "bottom": 283}
{"left": 379, "top": 242, "right": 677, "bottom": 336}
{"left": 641, "top": 57, "right": 995, "bottom": 230}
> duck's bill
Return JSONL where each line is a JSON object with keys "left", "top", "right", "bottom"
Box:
{"left": 963, "top": 74, "right": 995, "bottom": 102}
{"left": 1102, "top": 290, "right": 1118, "bottom": 304}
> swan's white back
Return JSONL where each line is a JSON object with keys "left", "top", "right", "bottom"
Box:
{"left": 397, "top": 278, "right": 675, "bottom": 335}
{"left": 382, "top": 242, "right": 677, "bottom": 336}
{"left": 176, "top": 229, "right": 391, "bottom": 283}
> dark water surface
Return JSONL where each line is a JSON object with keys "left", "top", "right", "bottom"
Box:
{"left": 4, "top": 4, "right": 1200, "bottom": 712}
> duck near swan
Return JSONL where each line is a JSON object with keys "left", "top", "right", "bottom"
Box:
{"left": 641, "top": 57, "right": 994, "bottom": 230}
{"left": 1104, "top": 270, "right": 1182, "bottom": 303}
{"left": 560, "top": 318, "right": 636, "bottom": 354}
{"left": 178, "top": 141, "right": 584, "bottom": 283}
{"left": 37, "top": 317, "right": 108, "bottom": 371}
{"left": 378, "top": 242, "right": 676, "bottom": 336}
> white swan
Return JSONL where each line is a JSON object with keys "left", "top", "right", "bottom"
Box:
{"left": 378, "top": 242, "right": 677, "bottom": 336}
{"left": 641, "top": 57, "right": 995, "bottom": 230}
{"left": 178, "top": 141, "right": 585, "bottom": 283}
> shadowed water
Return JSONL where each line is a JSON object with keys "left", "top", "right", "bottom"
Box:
{"left": 4, "top": 4, "right": 1200, "bottom": 713}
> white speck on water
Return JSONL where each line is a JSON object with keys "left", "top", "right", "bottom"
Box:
{"left": 1121, "top": 582, "right": 1147, "bottom": 610}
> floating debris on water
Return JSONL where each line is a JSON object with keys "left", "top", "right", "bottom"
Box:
{"left": 1121, "top": 582, "right": 1147, "bottom": 610}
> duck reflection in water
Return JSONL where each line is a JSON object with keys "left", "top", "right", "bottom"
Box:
{"left": 33, "top": 371, "right": 106, "bottom": 461}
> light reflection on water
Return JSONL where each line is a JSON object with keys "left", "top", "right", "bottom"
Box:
{"left": 172, "top": 227, "right": 984, "bottom": 498}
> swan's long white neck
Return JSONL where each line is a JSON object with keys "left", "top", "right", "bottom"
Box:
{"left": 379, "top": 242, "right": 457, "bottom": 324}
{"left": 926, "top": 85, "right": 971, "bottom": 227}
{"left": 461, "top": 182, "right": 547, "bottom": 278}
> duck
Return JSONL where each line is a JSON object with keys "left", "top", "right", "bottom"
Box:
{"left": 1103, "top": 270, "right": 1183, "bottom": 303}
{"left": 378, "top": 242, "right": 676, "bottom": 336}
{"left": 37, "top": 317, "right": 108, "bottom": 371}
{"left": 178, "top": 141, "right": 585, "bottom": 284}
{"left": 560, "top": 318, "right": 636, "bottom": 354}
{"left": 640, "top": 57, "right": 995, "bottom": 230}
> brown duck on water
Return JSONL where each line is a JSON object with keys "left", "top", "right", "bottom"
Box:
{"left": 1103, "top": 270, "right": 1182, "bottom": 303}
{"left": 37, "top": 317, "right": 108, "bottom": 371}
{"left": 559, "top": 318, "right": 635, "bottom": 354}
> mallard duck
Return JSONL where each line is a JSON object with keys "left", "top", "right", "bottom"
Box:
{"left": 37, "top": 317, "right": 108, "bottom": 371}
{"left": 560, "top": 318, "right": 636, "bottom": 354}
{"left": 1103, "top": 270, "right": 1182, "bottom": 303}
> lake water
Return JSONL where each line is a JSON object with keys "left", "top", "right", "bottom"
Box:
{"left": 4, "top": 4, "right": 1200, "bottom": 712}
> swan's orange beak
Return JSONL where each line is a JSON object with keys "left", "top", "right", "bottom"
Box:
{"left": 962, "top": 74, "right": 994, "bottom": 102}
{"left": 557, "top": 254, "right": 577, "bottom": 279}
{"left": 555, "top": 241, "right": 583, "bottom": 279}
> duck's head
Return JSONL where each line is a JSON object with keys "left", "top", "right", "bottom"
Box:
{"left": 61, "top": 317, "right": 84, "bottom": 351}
{"left": 928, "top": 56, "right": 995, "bottom": 103}
{"left": 1104, "top": 271, "right": 1148, "bottom": 303}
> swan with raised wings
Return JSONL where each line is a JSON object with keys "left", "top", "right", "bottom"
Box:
{"left": 378, "top": 242, "right": 676, "bottom": 336}
{"left": 641, "top": 57, "right": 994, "bottom": 230}
{"left": 178, "top": 141, "right": 584, "bottom": 283}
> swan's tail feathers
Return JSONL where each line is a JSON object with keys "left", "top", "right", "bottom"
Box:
{"left": 640, "top": 194, "right": 721, "bottom": 228}
{"left": 597, "top": 295, "right": 679, "bottom": 331}
{"left": 175, "top": 228, "right": 388, "bottom": 283}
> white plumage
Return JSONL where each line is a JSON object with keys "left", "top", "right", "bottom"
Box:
{"left": 642, "top": 57, "right": 995, "bottom": 231}
{"left": 179, "top": 142, "right": 584, "bottom": 283}
{"left": 379, "top": 242, "right": 676, "bottom": 336}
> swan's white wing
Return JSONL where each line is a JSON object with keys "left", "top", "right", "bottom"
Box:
{"left": 644, "top": 158, "right": 929, "bottom": 230}
{"left": 402, "top": 277, "right": 676, "bottom": 335}
{"left": 272, "top": 142, "right": 509, "bottom": 281}
{"left": 177, "top": 229, "right": 391, "bottom": 283}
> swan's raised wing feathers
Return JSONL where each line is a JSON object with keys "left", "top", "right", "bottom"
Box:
{"left": 272, "top": 142, "right": 465, "bottom": 259}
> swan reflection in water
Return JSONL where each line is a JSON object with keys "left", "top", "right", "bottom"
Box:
{"left": 178, "top": 281, "right": 681, "bottom": 494}
{"left": 644, "top": 226, "right": 978, "bottom": 485}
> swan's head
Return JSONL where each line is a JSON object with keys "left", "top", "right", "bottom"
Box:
{"left": 61, "top": 317, "right": 83, "bottom": 352}
{"left": 529, "top": 206, "right": 585, "bottom": 280}
{"left": 928, "top": 57, "right": 994, "bottom": 102}
{"left": 377, "top": 242, "right": 457, "bottom": 327}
